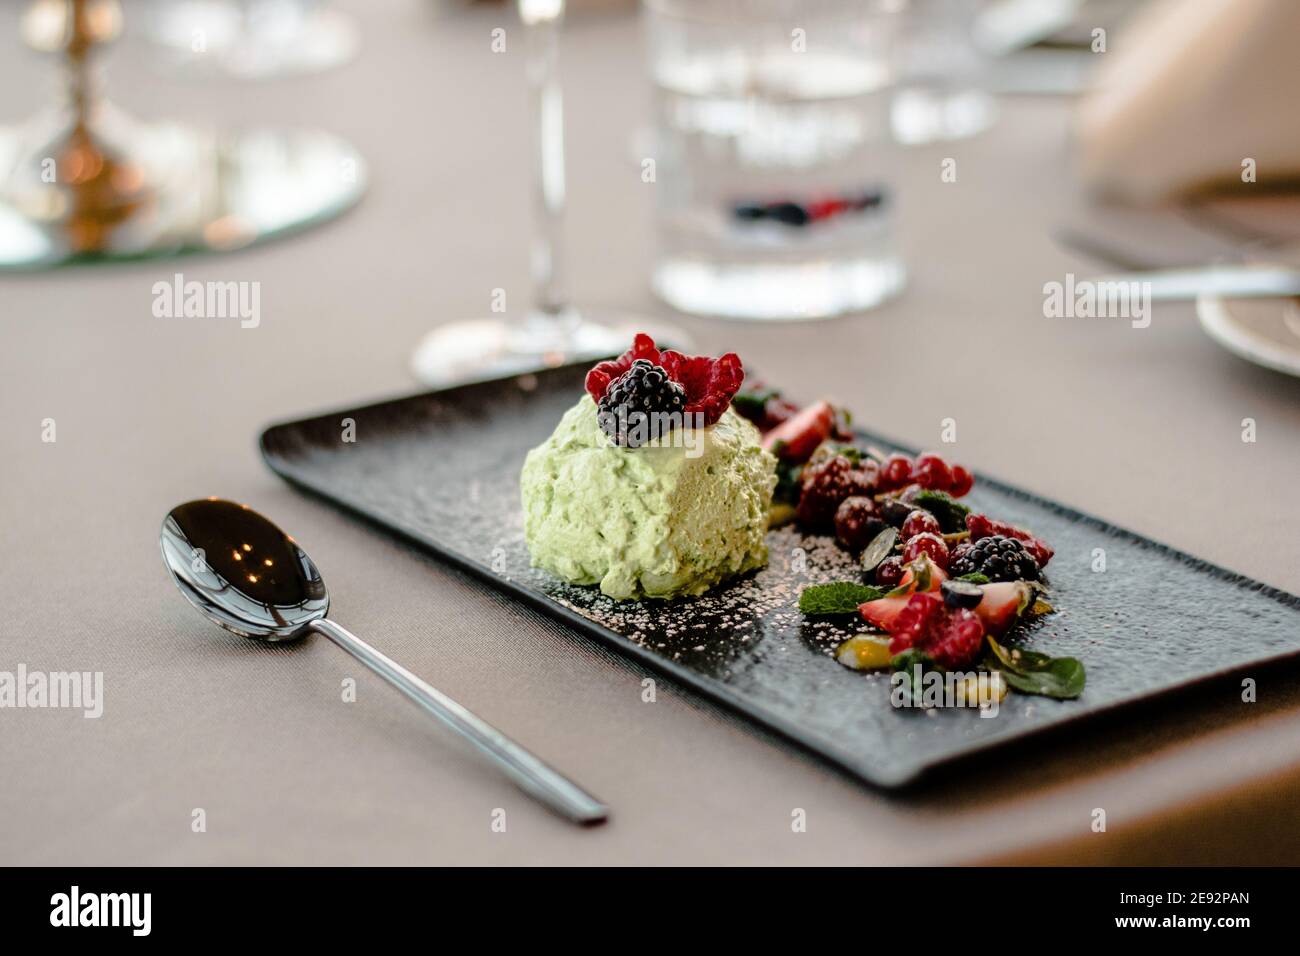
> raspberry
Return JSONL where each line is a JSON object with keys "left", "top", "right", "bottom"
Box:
{"left": 913, "top": 452, "right": 952, "bottom": 490}
{"left": 796, "top": 455, "right": 878, "bottom": 531}
{"left": 596, "top": 359, "right": 687, "bottom": 447}
{"left": 585, "top": 333, "right": 743, "bottom": 428}
{"left": 924, "top": 607, "right": 986, "bottom": 670}
{"left": 950, "top": 534, "right": 1040, "bottom": 582}
{"left": 901, "top": 510, "right": 941, "bottom": 540}
{"left": 966, "top": 514, "right": 1054, "bottom": 567}
{"left": 886, "top": 592, "right": 985, "bottom": 669}
{"left": 887, "top": 592, "right": 943, "bottom": 655}
{"left": 903, "top": 531, "right": 949, "bottom": 570}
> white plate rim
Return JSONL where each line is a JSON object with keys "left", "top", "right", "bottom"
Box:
{"left": 1196, "top": 294, "right": 1300, "bottom": 378}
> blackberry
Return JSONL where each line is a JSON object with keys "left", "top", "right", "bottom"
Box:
{"left": 597, "top": 359, "right": 686, "bottom": 448}
{"left": 949, "top": 534, "right": 1040, "bottom": 582}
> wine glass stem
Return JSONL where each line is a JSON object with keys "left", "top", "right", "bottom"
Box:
{"left": 524, "top": 2, "right": 569, "bottom": 324}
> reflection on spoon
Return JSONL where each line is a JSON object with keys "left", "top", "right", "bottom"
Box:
{"left": 160, "top": 498, "right": 608, "bottom": 826}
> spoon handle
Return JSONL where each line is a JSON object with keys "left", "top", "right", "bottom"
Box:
{"left": 310, "top": 618, "right": 608, "bottom": 825}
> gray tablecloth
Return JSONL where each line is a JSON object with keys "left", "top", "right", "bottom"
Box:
{"left": 3, "top": 1, "right": 1300, "bottom": 865}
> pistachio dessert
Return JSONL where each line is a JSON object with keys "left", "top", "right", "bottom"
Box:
{"left": 521, "top": 335, "right": 777, "bottom": 600}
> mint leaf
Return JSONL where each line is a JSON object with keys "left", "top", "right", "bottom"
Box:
{"left": 732, "top": 390, "right": 777, "bottom": 419}
{"left": 984, "top": 634, "right": 1085, "bottom": 700}
{"left": 911, "top": 490, "right": 971, "bottom": 534}
{"left": 956, "top": 572, "right": 990, "bottom": 584}
{"left": 773, "top": 457, "right": 803, "bottom": 505}
{"left": 799, "top": 581, "right": 885, "bottom": 615}
{"left": 891, "top": 648, "right": 938, "bottom": 702}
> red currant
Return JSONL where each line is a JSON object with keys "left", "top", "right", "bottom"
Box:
{"left": 880, "top": 453, "right": 913, "bottom": 490}
{"left": 903, "top": 532, "right": 949, "bottom": 570}
{"left": 901, "top": 510, "right": 941, "bottom": 540}
{"left": 948, "top": 464, "right": 974, "bottom": 497}
{"left": 913, "top": 452, "right": 953, "bottom": 490}
{"left": 875, "top": 556, "right": 905, "bottom": 588}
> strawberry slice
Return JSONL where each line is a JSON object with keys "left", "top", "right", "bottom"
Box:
{"left": 973, "top": 581, "right": 1033, "bottom": 635}
{"left": 896, "top": 554, "right": 946, "bottom": 593}
{"left": 761, "top": 400, "right": 834, "bottom": 462}
{"left": 859, "top": 555, "right": 947, "bottom": 631}
{"left": 860, "top": 594, "right": 911, "bottom": 632}
{"left": 966, "top": 513, "right": 1054, "bottom": 567}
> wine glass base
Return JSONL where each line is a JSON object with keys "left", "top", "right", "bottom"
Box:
{"left": 410, "top": 313, "right": 691, "bottom": 388}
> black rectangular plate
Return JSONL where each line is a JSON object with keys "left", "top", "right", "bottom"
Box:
{"left": 260, "top": 363, "right": 1300, "bottom": 788}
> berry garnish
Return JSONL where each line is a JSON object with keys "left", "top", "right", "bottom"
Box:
{"left": 886, "top": 592, "right": 985, "bottom": 670}
{"left": 940, "top": 578, "right": 984, "bottom": 610}
{"left": 796, "top": 454, "right": 878, "bottom": 531}
{"left": 879, "top": 453, "right": 913, "bottom": 490}
{"left": 833, "top": 495, "right": 886, "bottom": 551}
{"left": 948, "top": 464, "right": 974, "bottom": 498}
{"left": 596, "top": 359, "right": 688, "bottom": 448}
{"left": 900, "top": 509, "right": 941, "bottom": 541}
{"left": 966, "top": 514, "right": 1054, "bottom": 567}
{"left": 913, "top": 452, "right": 953, "bottom": 491}
{"left": 875, "top": 555, "right": 905, "bottom": 588}
{"left": 949, "top": 534, "right": 1040, "bottom": 582}
{"left": 585, "top": 333, "right": 743, "bottom": 429}
{"left": 903, "top": 531, "right": 949, "bottom": 571}
{"left": 972, "top": 581, "right": 1034, "bottom": 635}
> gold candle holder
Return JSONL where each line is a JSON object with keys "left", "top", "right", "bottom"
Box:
{"left": 15, "top": 0, "right": 152, "bottom": 254}
{"left": 0, "top": 0, "right": 367, "bottom": 269}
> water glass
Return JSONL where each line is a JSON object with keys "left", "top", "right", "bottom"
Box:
{"left": 644, "top": 0, "right": 907, "bottom": 321}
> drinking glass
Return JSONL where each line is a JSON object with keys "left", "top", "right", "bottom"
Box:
{"left": 644, "top": 0, "right": 906, "bottom": 321}
{"left": 143, "top": 0, "right": 360, "bottom": 79}
{"left": 411, "top": 0, "right": 651, "bottom": 388}
{"left": 891, "top": 0, "right": 997, "bottom": 145}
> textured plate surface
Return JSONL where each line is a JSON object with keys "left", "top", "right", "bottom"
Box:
{"left": 260, "top": 364, "right": 1300, "bottom": 787}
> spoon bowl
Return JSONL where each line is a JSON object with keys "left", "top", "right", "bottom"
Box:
{"left": 161, "top": 498, "right": 328, "bottom": 641}
{"left": 159, "top": 498, "right": 607, "bottom": 825}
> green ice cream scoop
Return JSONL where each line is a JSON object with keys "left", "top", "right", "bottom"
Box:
{"left": 521, "top": 396, "right": 778, "bottom": 600}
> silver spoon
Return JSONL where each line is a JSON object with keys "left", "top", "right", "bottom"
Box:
{"left": 159, "top": 497, "right": 608, "bottom": 826}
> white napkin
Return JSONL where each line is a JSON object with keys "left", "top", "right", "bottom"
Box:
{"left": 1077, "top": 0, "right": 1300, "bottom": 202}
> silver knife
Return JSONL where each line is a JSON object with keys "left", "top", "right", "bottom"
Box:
{"left": 1094, "top": 266, "right": 1300, "bottom": 301}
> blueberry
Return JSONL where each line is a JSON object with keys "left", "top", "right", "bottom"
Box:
{"left": 941, "top": 578, "right": 984, "bottom": 610}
